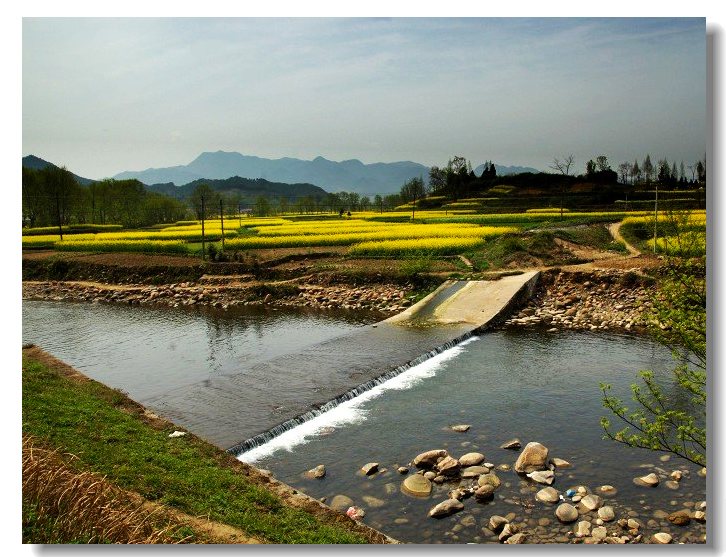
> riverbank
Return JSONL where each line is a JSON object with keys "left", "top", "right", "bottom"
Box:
{"left": 21, "top": 345, "right": 397, "bottom": 544}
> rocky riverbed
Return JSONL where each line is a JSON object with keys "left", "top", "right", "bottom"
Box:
{"left": 305, "top": 438, "right": 706, "bottom": 544}
{"left": 504, "top": 269, "right": 652, "bottom": 333}
{"left": 21, "top": 280, "right": 415, "bottom": 316}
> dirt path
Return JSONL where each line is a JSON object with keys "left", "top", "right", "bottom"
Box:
{"left": 608, "top": 221, "right": 641, "bottom": 256}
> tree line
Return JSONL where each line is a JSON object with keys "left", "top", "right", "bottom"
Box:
{"left": 22, "top": 166, "right": 188, "bottom": 229}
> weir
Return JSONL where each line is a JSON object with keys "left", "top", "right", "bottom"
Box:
{"left": 142, "top": 271, "right": 540, "bottom": 455}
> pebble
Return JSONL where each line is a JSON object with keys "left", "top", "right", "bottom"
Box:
{"left": 598, "top": 506, "right": 615, "bottom": 522}
{"left": 361, "top": 462, "right": 379, "bottom": 476}
{"left": 429, "top": 499, "right": 464, "bottom": 518}
{"left": 488, "top": 515, "right": 509, "bottom": 532}
{"left": 306, "top": 464, "right": 326, "bottom": 479}
{"left": 579, "top": 494, "right": 603, "bottom": 512}
{"left": 401, "top": 474, "right": 432, "bottom": 497}
{"left": 633, "top": 473, "right": 660, "bottom": 487}
{"left": 500, "top": 438, "right": 521, "bottom": 450}
{"left": 458, "top": 452, "right": 485, "bottom": 467}
{"left": 536, "top": 487, "right": 561, "bottom": 504}
{"left": 450, "top": 424, "right": 471, "bottom": 432}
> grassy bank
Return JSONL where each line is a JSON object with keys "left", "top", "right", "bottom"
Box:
{"left": 22, "top": 347, "right": 387, "bottom": 544}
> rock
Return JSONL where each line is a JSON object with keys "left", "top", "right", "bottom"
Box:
{"left": 659, "top": 454, "right": 671, "bottom": 462}
{"left": 598, "top": 506, "right": 615, "bottom": 522}
{"left": 168, "top": 431, "right": 186, "bottom": 438}
{"left": 488, "top": 515, "right": 509, "bottom": 532}
{"left": 505, "top": 532, "right": 527, "bottom": 544}
{"left": 401, "top": 474, "right": 432, "bottom": 497}
{"left": 459, "top": 452, "right": 485, "bottom": 466}
{"left": 306, "top": 464, "right": 326, "bottom": 479}
{"left": 514, "top": 442, "right": 549, "bottom": 473}
{"left": 627, "top": 519, "right": 640, "bottom": 530}
{"left": 500, "top": 438, "right": 522, "bottom": 450}
{"left": 633, "top": 473, "right": 660, "bottom": 487}
{"left": 423, "top": 471, "right": 436, "bottom": 481}
{"left": 667, "top": 510, "right": 691, "bottom": 526}
{"left": 550, "top": 457, "right": 572, "bottom": 468}
{"left": 346, "top": 506, "right": 364, "bottom": 520}
{"left": 478, "top": 473, "right": 501, "bottom": 489}
{"left": 592, "top": 526, "right": 608, "bottom": 540}
{"left": 574, "top": 520, "right": 591, "bottom": 537}
{"left": 556, "top": 503, "right": 579, "bottom": 523}
{"left": 413, "top": 449, "right": 448, "bottom": 469}
{"left": 692, "top": 511, "right": 706, "bottom": 523}
{"left": 579, "top": 494, "right": 603, "bottom": 512}
{"left": 459, "top": 514, "right": 477, "bottom": 528}
{"left": 527, "top": 470, "right": 555, "bottom": 485}
{"left": 536, "top": 487, "right": 561, "bottom": 504}
{"left": 498, "top": 523, "right": 519, "bottom": 542}
{"left": 429, "top": 499, "right": 464, "bottom": 518}
{"left": 437, "top": 455, "right": 461, "bottom": 476}
{"left": 651, "top": 532, "right": 673, "bottom": 544}
{"left": 433, "top": 475, "right": 445, "bottom": 484}
{"left": 497, "top": 463, "right": 511, "bottom": 471}
{"left": 330, "top": 495, "right": 354, "bottom": 510}
{"left": 450, "top": 424, "right": 471, "bottom": 432}
{"left": 598, "top": 485, "right": 616, "bottom": 495}
{"left": 362, "top": 495, "right": 385, "bottom": 508}
{"left": 361, "top": 462, "right": 379, "bottom": 476}
{"left": 664, "top": 480, "right": 680, "bottom": 490}
{"left": 698, "top": 467, "right": 706, "bottom": 477}
{"left": 669, "top": 470, "right": 683, "bottom": 482}
{"left": 397, "top": 466, "right": 408, "bottom": 474}
{"left": 461, "top": 465, "right": 490, "bottom": 478}
{"left": 474, "top": 484, "right": 495, "bottom": 501}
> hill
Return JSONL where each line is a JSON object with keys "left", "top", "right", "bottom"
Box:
{"left": 22, "top": 155, "right": 95, "bottom": 186}
{"left": 147, "top": 175, "right": 328, "bottom": 202}
{"left": 473, "top": 163, "right": 540, "bottom": 176}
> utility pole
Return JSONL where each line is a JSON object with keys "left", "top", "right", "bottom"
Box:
{"left": 220, "top": 198, "right": 225, "bottom": 251}
{"left": 201, "top": 194, "right": 206, "bottom": 261}
{"left": 55, "top": 187, "right": 63, "bottom": 241}
{"left": 653, "top": 182, "right": 659, "bottom": 254}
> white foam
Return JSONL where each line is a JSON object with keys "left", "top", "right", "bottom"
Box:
{"left": 239, "top": 335, "right": 479, "bottom": 463}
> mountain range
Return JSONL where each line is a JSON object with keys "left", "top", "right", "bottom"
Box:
{"left": 22, "top": 154, "right": 95, "bottom": 186}
{"left": 113, "top": 151, "right": 540, "bottom": 195}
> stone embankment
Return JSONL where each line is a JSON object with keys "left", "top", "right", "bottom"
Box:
{"left": 22, "top": 280, "right": 415, "bottom": 316}
{"left": 504, "top": 269, "right": 653, "bottom": 333}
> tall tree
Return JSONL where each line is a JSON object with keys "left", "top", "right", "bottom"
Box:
{"left": 549, "top": 154, "right": 575, "bottom": 176}
{"left": 643, "top": 154, "right": 654, "bottom": 184}
{"left": 428, "top": 166, "right": 446, "bottom": 193}
{"left": 632, "top": 159, "right": 641, "bottom": 184}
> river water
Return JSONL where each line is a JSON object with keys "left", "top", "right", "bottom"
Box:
{"left": 22, "top": 300, "right": 706, "bottom": 544}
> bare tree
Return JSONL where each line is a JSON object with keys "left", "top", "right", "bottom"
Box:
{"left": 549, "top": 154, "right": 575, "bottom": 176}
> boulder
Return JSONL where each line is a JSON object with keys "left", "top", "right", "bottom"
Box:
{"left": 413, "top": 449, "right": 448, "bottom": 469}
{"left": 579, "top": 494, "right": 603, "bottom": 512}
{"left": 535, "top": 487, "right": 560, "bottom": 504}
{"left": 461, "top": 465, "right": 490, "bottom": 479}
{"left": 598, "top": 506, "right": 615, "bottom": 522}
{"left": 488, "top": 515, "right": 509, "bottom": 532}
{"left": 500, "top": 438, "right": 522, "bottom": 450}
{"left": 667, "top": 510, "right": 691, "bottom": 526}
{"left": 651, "top": 532, "right": 673, "bottom": 544}
{"left": 527, "top": 470, "right": 555, "bottom": 485}
{"left": 459, "top": 452, "right": 485, "bottom": 467}
{"left": 556, "top": 503, "right": 579, "bottom": 523}
{"left": 478, "top": 473, "right": 501, "bottom": 489}
{"left": 361, "top": 462, "right": 379, "bottom": 476}
{"left": 401, "top": 474, "right": 432, "bottom": 497}
{"left": 633, "top": 472, "right": 659, "bottom": 487}
{"left": 498, "top": 523, "right": 519, "bottom": 542}
{"left": 437, "top": 455, "right": 461, "bottom": 476}
{"left": 306, "top": 464, "right": 326, "bottom": 479}
{"left": 514, "top": 442, "right": 549, "bottom": 473}
{"left": 428, "top": 499, "right": 464, "bottom": 518}
{"left": 574, "top": 520, "right": 591, "bottom": 538}
{"left": 591, "top": 526, "right": 608, "bottom": 540}
{"left": 330, "top": 494, "right": 354, "bottom": 511}
{"left": 505, "top": 532, "right": 527, "bottom": 544}
{"left": 474, "top": 485, "right": 495, "bottom": 501}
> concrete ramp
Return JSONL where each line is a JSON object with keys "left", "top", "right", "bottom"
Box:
{"left": 388, "top": 271, "right": 540, "bottom": 330}
{"left": 144, "top": 271, "right": 540, "bottom": 455}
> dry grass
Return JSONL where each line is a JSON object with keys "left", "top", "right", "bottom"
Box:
{"left": 22, "top": 436, "right": 196, "bottom": 544}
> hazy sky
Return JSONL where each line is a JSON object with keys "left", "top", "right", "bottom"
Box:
{"left": 23, "top": 17, "right": 706, "bottom": 179}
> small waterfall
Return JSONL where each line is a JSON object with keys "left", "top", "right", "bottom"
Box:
{"left": 227, "top": 331, "right": 475, "bottom": 458}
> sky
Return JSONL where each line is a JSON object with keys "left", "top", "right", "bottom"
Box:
{"left": 22, "top": 17, "right": 706, "bottom": 179}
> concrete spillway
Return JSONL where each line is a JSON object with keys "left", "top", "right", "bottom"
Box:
{"left": 143, "top": 271, "right": 540, "bottom": 455}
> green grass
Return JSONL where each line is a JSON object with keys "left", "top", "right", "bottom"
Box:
{"left": 555, "top": 225, "right": 629, "bottom": 254}
{"left": 22, "top": 355, "right": 369, "bottom": 544}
